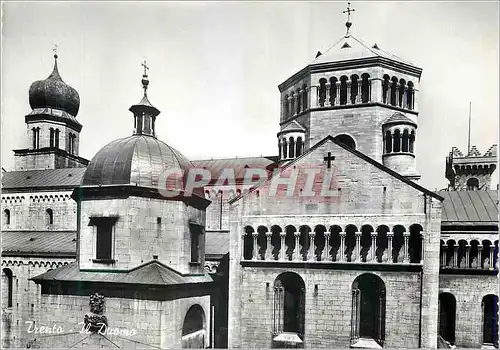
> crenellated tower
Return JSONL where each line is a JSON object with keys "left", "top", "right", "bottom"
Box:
{"left": 276, "top": 8, "right": 421, "bottom": 180}
{"left": 13, "top": 52, "right": 89, "bottom": 170}
{"left": 445, "top": 144, "right": 497, "bottom": 190}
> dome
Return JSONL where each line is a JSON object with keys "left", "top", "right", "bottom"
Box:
{"left": 82, "top": 135, "right": 197, "bottom": 192}
{"left": 28, "top": 56, "right": 80, "bottom": 117}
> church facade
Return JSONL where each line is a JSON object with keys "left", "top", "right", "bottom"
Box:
{"left": 1, "top": 8, "right": 498, "bottom": 350}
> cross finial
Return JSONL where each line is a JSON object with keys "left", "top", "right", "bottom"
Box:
{"left": 141, "top": 60, "right": 149, "bottom": 77}
{"left": 53, "top": 44, "right": 58, "bottom": 59}
{"left": 343, "top": 2, "right": 355, "bottom": 36}
{"left": 324, "top": 152, "right": 335, "bottom": 169}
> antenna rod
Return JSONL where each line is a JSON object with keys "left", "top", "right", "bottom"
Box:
{"left": 467, "top": 102, "right": 472, "bottom": 153}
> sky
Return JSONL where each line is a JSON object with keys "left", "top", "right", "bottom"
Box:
{"left": 1, "top": 1, "right": 499, "bottom": 190}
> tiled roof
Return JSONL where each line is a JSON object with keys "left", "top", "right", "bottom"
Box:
{"left": 383, "top": 112, "right": 416, "bottom": 127}
{"left": 1, "top": 168, "right": 86, "bottom": 191}
{"left": 205, "top": 231, "right": 229, "bottom": 258}
{"left": 2, "top": 230, "right": 76, "bottom": 257}
{"left": 437, "top": 190, "right": 498, "bottom": 225}
{"left": 31, "top": 260, "right": 213, "bottom": 286}
{"left": 191, "top": 156, "right": 278, "bottom": 183}
{"left": 280, "top": 120, "right": 306, "bottom": 133}
{"left": 312, "top": 34, "right": 416, "bottom": 67}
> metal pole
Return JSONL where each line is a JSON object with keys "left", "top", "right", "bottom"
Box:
{"left": 467, "top": 102, "right": 472, "bottom": 153}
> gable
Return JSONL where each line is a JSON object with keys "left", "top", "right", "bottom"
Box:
{"left": 233, "top": 136, "right": 441, "bottom": 216}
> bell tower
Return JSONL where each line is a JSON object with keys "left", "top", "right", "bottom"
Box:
{"left": 13, "top": 50, "right": 89, "bottom": 170}
{"left": 276, "top": 4, "right": 421, "bottom": 180}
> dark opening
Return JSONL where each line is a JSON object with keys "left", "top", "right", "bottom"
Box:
{"left": 273, "top": 272, "right": 305, "bottom": 339}
{"left": 3, "top": 268, "right": 13, "bottom": 308}
{"left": 334, "top": 134, "right": 356, "bottom": 150}
{"left": 182, "top": 304, "right": 205, "bottom": 336}
{"left": 483, "top": 294, "right": 499, "bottom": 346}
{"left": 190, "top": 224, "right": 202, "bottom": 263}
{"left": 96, "top": 221, "right": 113, "bottom": 260}
{"left": 439, "top": 293, "right": 456, "bottom": 344}
{"left": 467, "top": 177, "right": 479, "bottom": 191}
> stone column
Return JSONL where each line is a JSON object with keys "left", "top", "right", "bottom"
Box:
{"left": 266, "top": 232, "right": 273, "bottom": 261}
{"left": 441, "top": 245, "right": 447, "bottom": 267}
{"left": 403, "top": 233, "right": 410, "bottom": 263}
{"left": 241, "top": 233, "right": 246, "bottom": 260}
{"left": 340, "top": 232, "right": 346, "bottom": 262}
{"left": 489, "top": 245, "right": 494, "bottom": 270}
{"left": 371, "top": 232, "right": 377, "bottom": 262}
{"left": 387, "top": 233, "right": 393, "bottom": 263}
{"left": 252, "top": 231, "right": 259, "bottom": 260}
{"left": 453, "top": 244, "right": 459, "bottom": 267}
{"left": 325, "top": 84, "right": 331, "bottom": 107}
{"left": 420, "top": 233, "right": 425, "bottom": 264}
{"left": 312, "top": 86, "right": 319, "bottom": 108}
{"left": 308, "top": 233, "right": 316, "bottom": 262}
{"left": 465, "top": 244, "right": 470, "bottom": 268}
{"left": 323, "top": 232, "right": 331, "bottom": 262}
{"left": 347, "top": 83, "right": 352, "bottom": 104}
{"left": 294, "top": 231, "right": 301, "bottom": 261}
{"left": 355, "top": 231, "right": 361, "bottom": 262}
{"left": 280, "top": 232, "right": 286, "bottom": 261}
{"left": 478, "top": 245, "right": 483, "bottom": 269}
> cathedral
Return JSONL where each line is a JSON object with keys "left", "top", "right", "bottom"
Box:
{"left": 1, "top": 5, "right": 498, "bottom": 350}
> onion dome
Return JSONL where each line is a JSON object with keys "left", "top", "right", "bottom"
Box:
{"left": 28, "top": 54, "right": 80, "bottom": 117}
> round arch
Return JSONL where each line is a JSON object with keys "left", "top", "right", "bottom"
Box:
{"left": 333, "top": 134, "right": 356, "bottom": 150}
{"left": 181, "top": 304, "right": 206, "bottom": 348}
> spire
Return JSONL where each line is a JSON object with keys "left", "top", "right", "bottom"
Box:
{"left": 129, "top": 59, "right": 160, "bottom": 137}
{"left": 49, "top": 44, "right": 61, "bottom": 80}
{"left": 343, "top": 2, "right": 355, "bottom": 37}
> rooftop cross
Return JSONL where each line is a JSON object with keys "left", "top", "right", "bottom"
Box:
{"left": 141, "top": 59, "right": 149, "bottom": 77}
{"left": 343, "top": 2, "right": 355, "bottom": 36}
{"left": 53, "top": 44, "right": 58, "bottom": 59}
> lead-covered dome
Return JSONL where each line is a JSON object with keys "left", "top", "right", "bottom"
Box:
{"left": 82, "top": 135, "right": 194, "bottom": 189}
{"left": 28, "top": 55, "right": 80, "bottom": 117}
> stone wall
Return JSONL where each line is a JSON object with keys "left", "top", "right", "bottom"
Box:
{"left": 439, "top": 274, "right": 498, "bottom": 348}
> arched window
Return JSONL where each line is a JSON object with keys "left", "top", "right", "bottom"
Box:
{"left": 272, "top": 272, "right": 305, "bottom": 345}
{"left": 398, "top": 79, "right": 406, "bottom": 107}
{"left": 407, "top": 82, "right": 414, "bottom": 109}
{"left": 284, "top": 95, "right": 289, "bottom": 118}
{"left": 243, "top": 226, "right": 254, "bottom": 260}
{"left": 68, "top": 133, "right": 73, "bottom": 154}
{"left": 361, "top": 73, "right": 370, "bottom": 103}
{"left": 54, "top": 129, "right": 60, "bottom": 149}
{"left": 32, "top": 128, "right": 37, "bottom": 149}
{"left": 319, "top": 79, "right": 327, "bottom": 107}
{"left": 409, "top": 130, "right": 415, "bottom": 153}
{"left": 339, "top": 76, "right": 348, "bottom": 105}
{"left": 439, "top": 293, "right": 456, "bottom": 345}
{"left": 296, "top": 137, "right": 303, "bottom": 157}
{"left": 3, "top": 209, "right": 11, "bottom": 226}
{"left": 350, "top": 75, "right": 359, "bottom": 104}
{"left": 290, "top": 92, "right": 295, "bottom": 116}
{"left": 409, "top": 224, "right": 423, "bottom": 263}
{"left": 382, "top": 75, "right": 390, "bottom": 104}
{"left": 296, "top": 89, "right": 301, "bottom": 112}
{"left": 390, "top": 77, "right": 398, "bottom": 106}
{"left": 289, "top": 137, "right": 295, "bottom": 159}
{"left": 32, "top": 127, "right": 40, "bottom": 149}
{"left": 49, "top": 128, "right": 55, "bottom": 147}
{"left": 46, "top": 208, "right": 53, "bottom": 226}
{"left": 282, "top": 139, "right": 288, "bottom": 159}
{"left": 467, "top": 178, "right": 479, "bottom": 191}
{"left": 329, "top": 77, "right": 337, "bottom": 106}
{"left": 278, "top": 141, "right": 282, "bottom": 159}
{"left": 182, "top": 305, "right": 206, "bottom": 348}
{"left": 2, "top": 268, "right": 13, "bottom": 308}
{"left": 402, "top": 129, "right": 409, "bottom": 152}
{"left": 393, "top": 129, "right": 401, "bottom": 152}
{"left": 334, "top": 134, "right": 356, "bottom": 150}
{"left": 301, "top": 84, "right": 308, "bottom": 111}
{"left": 482, "top": 294, "right": 499, "bottom": 347}
{"left": 385, "top": 131, "right": 392, "bottom": 153}
{"left": 351, "top": 273, "right": 386, "bottom": 346}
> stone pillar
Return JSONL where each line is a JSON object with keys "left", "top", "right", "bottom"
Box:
{"left": 312, "top": 86, "right": 319, "bottom": 108}
{"left": 387, "top": 233, "right": 393, "bottom": 263}
{"left": 340, "top": 232, "right": 346, "bottom": 262}
{"left": 266, "top": 232, "right": 273, "bottom": 261}
{"left": 355, "top": 231, "right": 361, "bottom": 262}
{"left": 252, "top": 231, "right": 258, "bottom": 260}
{"left": 403, "top": 233, "right": 410, "bottom": 263}
{"left": 323, "top": 232, "right": 331, "bottom": 262}
{"left": 369, "top": 79, "right": 373, "bottom": 102}
{"left": 308, "top": 233, "right": 316, "bottom": 262}
{"left": 371, "top": 233, "right": 377, "bottom": 262}
{"left": 465, "top": 244, "right": 470, "bottom": 268}
{"left": 453, "top": 244, "right": 459, "bottom": 267}
{"left": 294, "top": 231, "right": 301, "bottom": 261}
{"left": 347, "top": 83, "right": 352, "bottom": 104}
{"left": 325, "top": 84, "right": 331, "bottom": 107}
{"left": 478, "top": 245, "right": 483, "bottom": 269}
{"left": 280, "top": 231, "right": 286, "bottom": 261}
